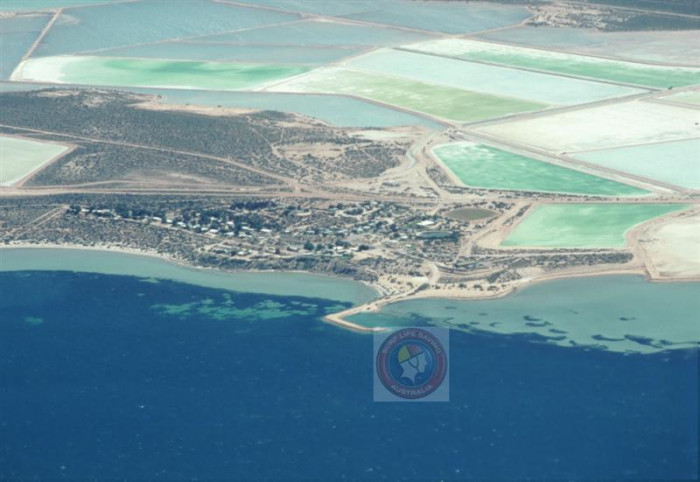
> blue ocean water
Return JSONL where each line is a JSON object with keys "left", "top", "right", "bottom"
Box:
{"left": 1, "top": 271, "right": 697, "bottom": 480}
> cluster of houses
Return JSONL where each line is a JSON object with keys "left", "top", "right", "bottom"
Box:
{"left": 68, "top": 200, "right": 479, "bottom": 263}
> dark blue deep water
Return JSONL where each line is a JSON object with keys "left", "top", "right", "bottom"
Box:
{"left": 1, "top": 271, "right": 697, "bottom": 480}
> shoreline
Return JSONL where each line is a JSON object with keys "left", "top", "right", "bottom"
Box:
{"left": 4, "top": 241, "right": 698, "bottom": 334}
{"left": 0, "top": 242, "right": 379, "bottom": 307}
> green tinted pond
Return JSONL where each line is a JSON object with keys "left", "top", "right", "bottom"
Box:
{"left": 433, "top": 142, "right": 648, "bottom": 196}
{"left": 502, "top": 203, "right": 687, "bottom": 248}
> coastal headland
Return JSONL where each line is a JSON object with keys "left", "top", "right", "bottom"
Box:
{"left": 1, "top": 89, "right": 697, "bottom": 336}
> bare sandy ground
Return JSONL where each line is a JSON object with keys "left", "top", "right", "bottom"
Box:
{"left": 134, "top": 101, "right": 257, "bottom": 117}
{"left": 638, "top": 212, "right": 700, "bottom": 279}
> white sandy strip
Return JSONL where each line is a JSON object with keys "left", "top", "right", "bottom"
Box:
{"left": 10, "top": 55, "right": 76, "bottom": 83}
{"left": 10, "top": 55, "right": 206, "bottom": 90}
{"left": 476, "top": 100, "right": 700, "bottom": 152}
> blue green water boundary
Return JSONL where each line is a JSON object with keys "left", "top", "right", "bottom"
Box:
{"left": 3, "top": 247, "right": 699, "bottom": 354}
{"left": 2, "top": 268, "right": 695, "bottom": 479}
{"left": 348, "top": 274, "right": 700, "bottom": 354}
{"left": 0, "top": 247, "right": 378, "bottom": 306}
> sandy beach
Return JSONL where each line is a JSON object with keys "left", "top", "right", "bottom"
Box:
{"left": 637, "top": 210, "right": 700, "bottom": 280}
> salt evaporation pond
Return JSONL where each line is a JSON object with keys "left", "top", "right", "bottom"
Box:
{"left": 272, "top": 67, "right": 546, "bottom": 122}
{"left": 432, "top": 142, "right": 648, "bottom": 196}
{"left": 409, "top": 38, "right": 700, "bottom": 88}
{"left": 93, "top": 42, "right": 367, "bottom": 65}
{"left": 478, "top": 101, "right": 700, "bottom": 151}
{"left": 0, "top": 14, "right": 51, "bottom": 80}
{"left": 664, "top": 90, "right": 700, "bottom": 106}
{"left": 33, "top": 0, "right": 299, "bottom": 56}
{"left": 574, "top": 139, "right": 700, "bottom": 190}
{"left": 478, "top": 27, "right": 700, "bottom": 66}
{"left": 0, "top": 0, "right": 124, "bottom": 11}
{"left": 502, "top": 203, "right": 687, "bottom": 248}
{"left": 13, "top": 56, "right": 311, "bottom": 91}
{"left": 0, "top": 135, "right": 69, "bottom": 186}
{"left": 345, "top": 49, "right": 643, "bottom": 105}
{"left": 194, "top": 18, "right": 436, "bottom": 46}
{"left": 340, "top": 0, "right": 530, "bottom": 34}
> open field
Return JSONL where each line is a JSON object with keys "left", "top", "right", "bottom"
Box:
{"left": 0, "top": 135, "right": 69, "bottom": 186}
{"left": 346, "top": 49, "right": 643, "bottom": 105}
{"left": 432, "top": 142, "right": 648, "bottom": 196}
{"left": 574, "top": 139, "right": 700, "bottom": 190}
{"left": 271, "top": 67, "right": 546, "bottom": 122}
{"left": 478, "top": 101, "right": 700, "bottom": 151}
{"left": 502, "top": 203, "right": 688, "bottom": 248}
{"left": 12, "top": 55, "right": 311, "bottom": 91}
{"left": 640, "top": 213, "right": 700, "bottom": 279}
{"left": 444, "top": 207, "right": 497, "bottom": 222}
{"left": 478, "top": 27, "right": 700, "bottom": 66}
{"left": 409, "top": 39, "right": 700, "bottom": 88}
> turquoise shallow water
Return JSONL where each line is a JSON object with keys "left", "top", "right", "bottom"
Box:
{"left": 0, "top": 248, "right": 377, "bottom": 305}
{"left": 0, "top": 267, "right": 697, "bottom": 479}
{"left": 350, "top": 275, "right": 700, "bottom": 355}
